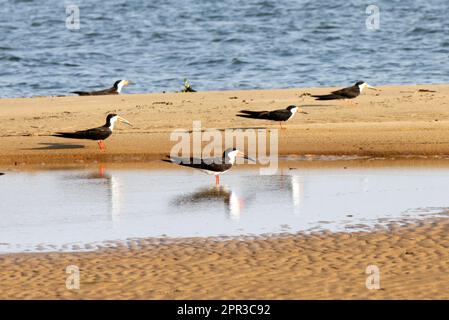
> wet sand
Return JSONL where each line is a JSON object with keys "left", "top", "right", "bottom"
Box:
{"left": 1, "top": 219, "right": 448, "bottom": 299}
{"left": 1, "top": 84, "right": 449, "bottom": 165}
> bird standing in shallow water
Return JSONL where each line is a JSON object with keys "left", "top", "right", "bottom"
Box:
{"left": 311, "top": 81, "right": 377, "bottom": 101}
{"left": 52, "top": 114, "right": 132, "bottom": 150}
{"left": 236, "top": 105, "right": 307, "bottom": 129}
{"left": 164, "top": 148, "right": 255, "bottom": 185}
{"left": 71, "top": 80, "right": 130, "bottom": 96}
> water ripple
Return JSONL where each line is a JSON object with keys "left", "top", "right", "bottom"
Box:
{"left": 0, "top": 0, "right": 448, "bottom": 97}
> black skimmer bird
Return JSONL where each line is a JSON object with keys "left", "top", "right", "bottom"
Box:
{"left": 236, "top": 105, "right": 307, "bottom": 129}
{"left": 71, "top": 80, "right": 130, "bottom": 96}
{"left": 312, "top": 81, "right": 377, "bottom": 101}
{"left": 164, "top": 148, "right": 254, "bottom": 185}
{"left": 52, "top": 114, "right": 131, "bottom": 150}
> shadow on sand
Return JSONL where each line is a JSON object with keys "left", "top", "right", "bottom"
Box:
{"left": 301, "top": 104, "right": 341, "bottom": 108}
{"left": 23, "top": 142, "right": 85, "bottom": 150}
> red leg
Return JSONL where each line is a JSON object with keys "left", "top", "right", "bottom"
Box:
{"left": 99, "top": 165, "right": 105, "bottom": 177}
{"left": 215, "top": 175, "right": 220, "bottom": 185}
{"left": 97, "top": 140, "right": 105, "bottom": 151}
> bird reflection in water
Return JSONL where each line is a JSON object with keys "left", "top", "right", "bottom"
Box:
{"left": 171, "top": 185, "right": 244, "bottom": 220}
{"left": 279, "top": 170, "right": 305, "bottom": 211}
{"left": 290, "top": 175, "right": 304, "bottom": 210}
{"left": 84, "top": 165, "right": 109, "bottom": 179}
{"left": 278, "top": 168, "right": 305, "bottom": 210}
{"left": 65, "top": 165, "right": 123, "bottom": 225}
{"left": 247, "top": 171, "right": 304, "bottom": 211}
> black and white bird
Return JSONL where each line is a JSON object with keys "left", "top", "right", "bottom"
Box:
{"left": 52, "top": 114, "right": 132, "bottom": 150}
{"left": 164, "top": 148, "right": 254, "bottom": 185}
{"left": 312, "top": 81, "right": 377, "bottom": 101}
{"left": 71, "top": 80, "right": 130, "bottom": 96}
{"left": 236, "top": 105, "right": 307, "bottom": 129}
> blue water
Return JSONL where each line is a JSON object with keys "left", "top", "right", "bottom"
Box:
{"left": 0, "top": 0, "right": 448, "bottom": 97}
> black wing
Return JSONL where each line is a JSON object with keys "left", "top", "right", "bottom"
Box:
{"left": 330, "top": 86, "right": 359, "bottom": 98}
{"left": 236, "top": 110, "right": 270, "bottom": 119}
{"left": 72, "top": 87, "right": 117, "bottom": 96}
{"left": 265, "top": 109, "right": 292, "bottom": 121}
{"left": 237, "top": 109, "right": 291, "bottom": 121}
{"left": 53, "top": 127, "right": 111, "bottom": 141}
{"left": 312, "top": 85, "right": 359, "bottom": 100}
{"left": 163, "top": 156, "right": 232, "bottom": 172}
{"left": 71, "top": 91, "right": 91, "bottom": 96}
{"left": 311, "top": 93, "right": 347, "bottom": 100}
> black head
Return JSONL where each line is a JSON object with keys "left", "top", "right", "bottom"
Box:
{"left": 354, "top": 81, "right": 365, "bottom": 86}
{"left": 286, "top": 105, "right": 297, "bottom": 111}
{"left": 113, "top": 80, "right": 123, "bottom": 88}
{"left": 105, "top": 114, "right": 118, "bottom": 125}
{"left": 223, "top": 147, "right": 237, "bottom": 158}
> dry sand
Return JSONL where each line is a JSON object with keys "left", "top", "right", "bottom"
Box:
{"left": 1, "top": 84, "right": 449, "bottom": 299}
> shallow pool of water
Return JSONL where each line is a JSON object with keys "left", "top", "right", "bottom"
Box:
{"left": 0, "top": 164, "right": 448, "bottom": 253}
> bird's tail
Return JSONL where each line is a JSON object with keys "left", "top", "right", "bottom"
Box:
{"left": 52, "top": 132, "right": 80, "bottom": 139}
{"left": 311, "top": 94, "right": 342, "bottom": 100}
{"left": 162, "top": 155, "right": 203, "bottom": 167}
{"left": 238, "top": 110, "right": 262, "bottom": 115}
{"left": 163, "top": 155, "right": 187, "bottom": 164}
{"left": 71, "top": 91, "right": 89, "bottom": 96}
{"left": 236, "top": 114, "right": 260, "bottom": 119}
{"left": 162, "top": 156, "right": 174, "bottom": 164}
{"left": 236, "top": 110, "right": 267, "bottom": 119}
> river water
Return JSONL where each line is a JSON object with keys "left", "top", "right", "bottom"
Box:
{"left": 1, "top": 0, "right": 448, "bottom": 97}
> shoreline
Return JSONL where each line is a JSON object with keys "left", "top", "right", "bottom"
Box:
{"left": 1, "top": 84, "right": 449, "bottom": 165}
{"left": 4, "top": 156, "right": 449, "bottom": 171}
